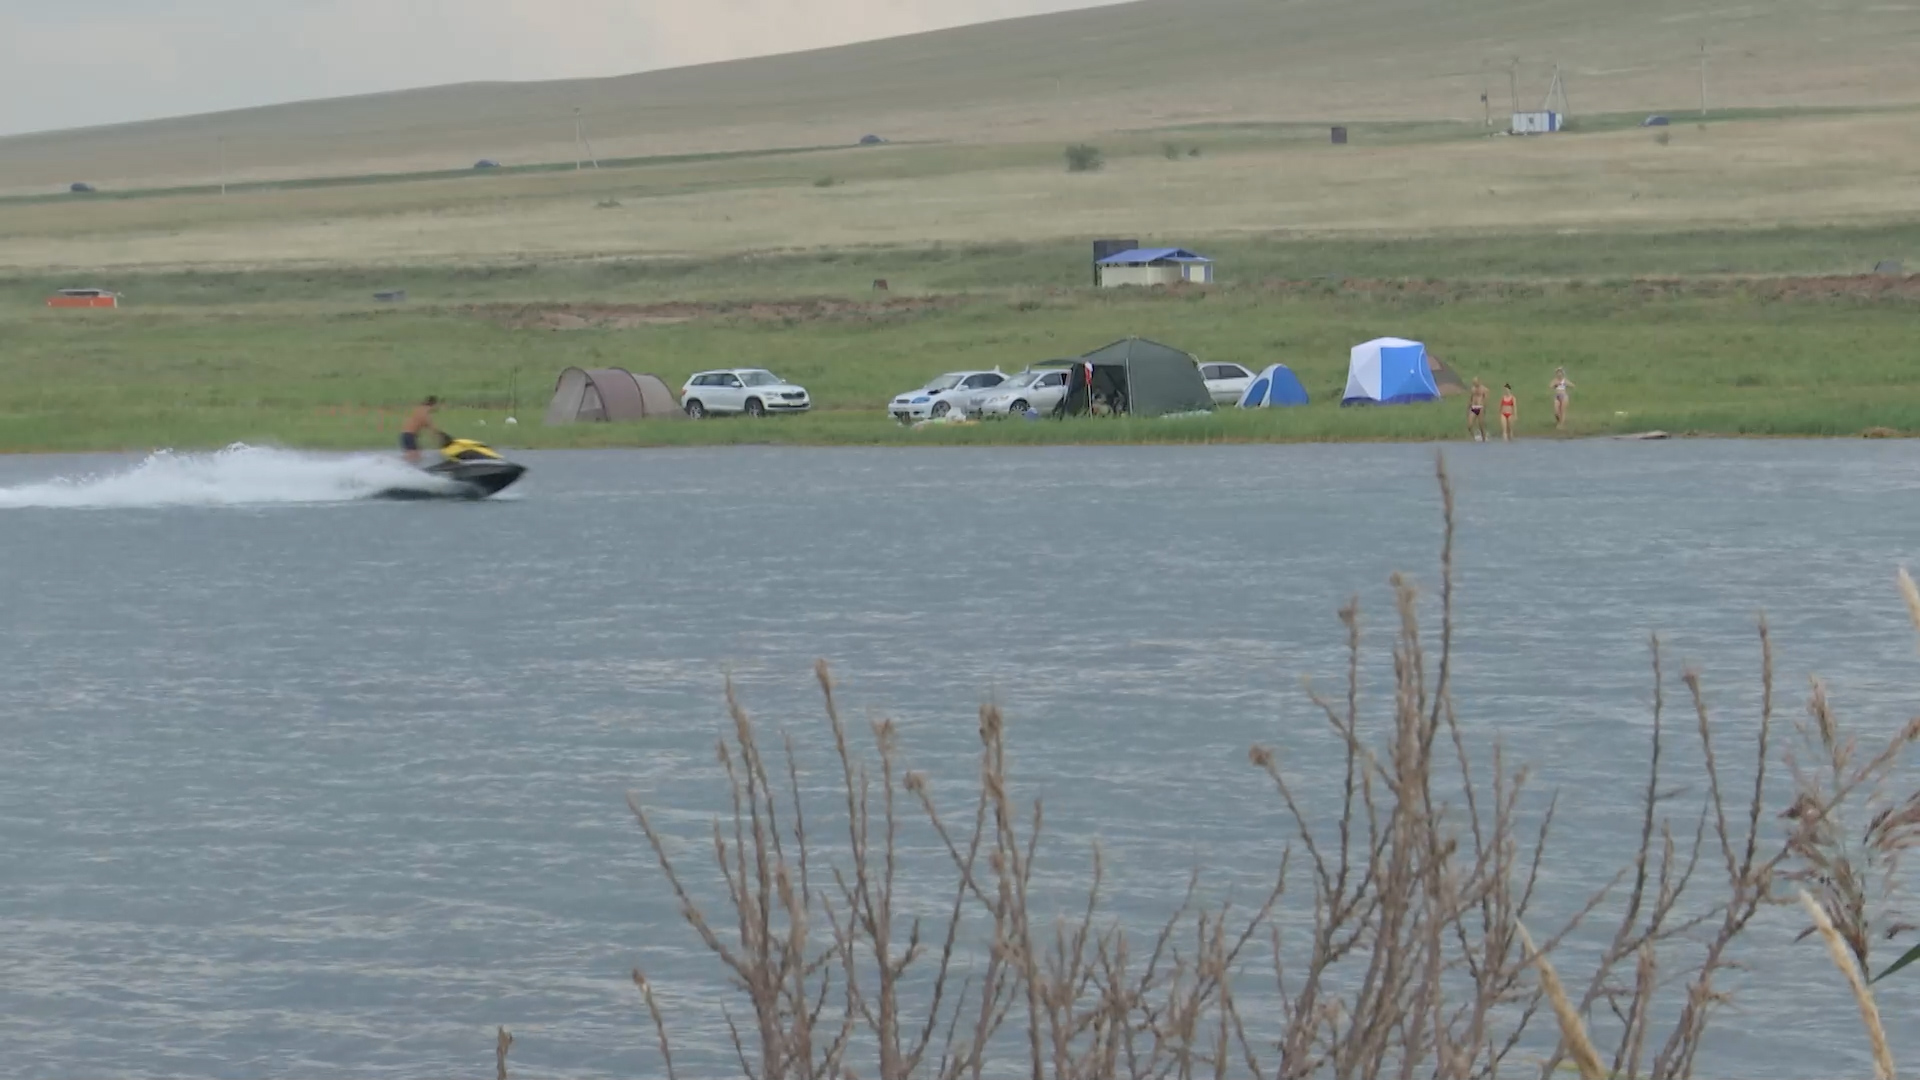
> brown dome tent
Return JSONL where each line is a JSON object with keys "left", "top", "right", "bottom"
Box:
{"left": 1426, "top": 351, "right": 1467, "bottom": 396}
{"left": 544, "top": 367, "right": 681, "bottom": 424}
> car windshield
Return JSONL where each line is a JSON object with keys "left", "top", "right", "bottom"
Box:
{"left": 739, "top": 371, "right": 781, "bottom": 387}
{"left": 1002, "top": 371, "right": 1042, "bottom": 389}
{"left": 923, "top": 374, "right": 965, "bottom": 391}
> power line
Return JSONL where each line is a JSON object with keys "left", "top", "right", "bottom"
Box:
{"left": 1698, "top": 39, "right": 1709, "bottom": 118}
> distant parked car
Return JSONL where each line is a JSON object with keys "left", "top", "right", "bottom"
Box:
{"left": 680, "top": 368, "right": 811, "bottom": 418}
{"left": 1199, "top": 362, "right": 1255, "bottom": 406}
{"left": 474, "top": 159, "right": 501, "bottom": 169}
{"left": 977, "top": 367, "right": 1073, "bottom": 417}
{"left": 69, "top": 182, "right": 95, "bottom": 193}
{"left": 46, "top": 287, "right": 120, "bottom": 309}
{"left": 888, "top": 370, "right": 1007, "bottom": 421}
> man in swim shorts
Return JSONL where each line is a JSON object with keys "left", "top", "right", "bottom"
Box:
{"left": 1467, "top": 377, "right": 1489, "bottom": 442}
{"left": 401, "top": 396, "right": 439, "bottom": 464}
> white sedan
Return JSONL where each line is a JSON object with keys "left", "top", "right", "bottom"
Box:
{"left": 888, "top": 370, "right": 1007, "bottom": 421}
{"left": 1199, "top": 362, "right": 1255, "bottom": 406}
{"left": 680, "top": 368, "right": 811, "bottom": 417}
{"left": 977, "top": 367, "right": 1073, "bottom": 417}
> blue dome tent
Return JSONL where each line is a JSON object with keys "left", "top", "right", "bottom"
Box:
{"left": 1237, "top": 363, "right": 1310, "bottom": 407}
{"left": 1341, "top": 337, "right": 1441, "bottom": 406}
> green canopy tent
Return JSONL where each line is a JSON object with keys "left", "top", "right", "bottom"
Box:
{"left": 1053, "top": 337, "right": 1215, "bottom": 418}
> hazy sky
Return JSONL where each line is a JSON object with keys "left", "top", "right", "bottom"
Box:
{"left": 0, "top": 0, "right": 1123, "bottom": 136}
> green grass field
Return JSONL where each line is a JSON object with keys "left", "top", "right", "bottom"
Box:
{"left": 7, "top": 258, "right": 1918, "bottom": 453}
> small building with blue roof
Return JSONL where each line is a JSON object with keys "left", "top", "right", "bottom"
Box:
{"left": 1093, "top": 247, "right": 1214, "bottom": 288}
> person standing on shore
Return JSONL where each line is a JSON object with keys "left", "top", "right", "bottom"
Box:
{"left": 1551, "top": 367, "right": 1574, "bottom": 430}
{"left": 1499, "top": 384, "right": 1516, "bottom": 442}
{"left": 401, "top": 396, "right": 440, "bottom": 465}
{"left": 1467, "top": 378, "right": 1489, "bottom": 442}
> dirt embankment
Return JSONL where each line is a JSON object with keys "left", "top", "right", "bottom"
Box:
{"left": 460, "top": 294, "right": 966, "bottom": 330}
{"left": 455, "top": 274, "right": 1920, "bottom": 330}
{"left": 1244, "top": 273, "right": 1920, "bottom": 303}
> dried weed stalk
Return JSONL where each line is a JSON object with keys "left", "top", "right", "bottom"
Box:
{"left": 1798, "top": 889, "right": 1895, "bottom": 1080}
{"left": 624, "top": 453, "right": 1920, "bottom": 1079}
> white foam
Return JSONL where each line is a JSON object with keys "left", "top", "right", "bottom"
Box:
{"left": 0, "top": 443, "right": 456, "bottom": 509}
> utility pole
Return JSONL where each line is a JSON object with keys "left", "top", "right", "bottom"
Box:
{"left": 217, "top": 135, "right": 226, "bottom": 197}
{"left": 1539, "top": 63, "right": 1568, "bottom": 123}
{"left": 1698, "top": 39, "right": 1708, "bottom": 117}
{"left": 572, "top": 107, "right": 599, "bottom": 170}
{"left": 1481, "top": 61, "right": 1490, "bottom": 127}
{"left": 1507, "top": 58, "right": 1519, "bottom": 118}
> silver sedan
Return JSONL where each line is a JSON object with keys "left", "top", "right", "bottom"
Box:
{"left": 976, "top": 367, "right": 1073, "bottom": 417}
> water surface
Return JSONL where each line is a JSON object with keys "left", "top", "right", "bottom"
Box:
{"left": 2, "top": 441, "right": 1917, "bottom": 1078}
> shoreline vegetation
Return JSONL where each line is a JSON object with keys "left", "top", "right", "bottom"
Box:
{"left": 597, "top": 457, "right": 1918, "bottom": 1080}
{"left": 7, "top": 253, "right": 1920, "bottom": 455}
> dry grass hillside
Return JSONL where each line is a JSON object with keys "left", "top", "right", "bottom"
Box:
{"left": 7, "top": 112, "right": 1920, "bottom": 272}
{"left": 2, "top": 0, "right": 1917, "bottom": 193}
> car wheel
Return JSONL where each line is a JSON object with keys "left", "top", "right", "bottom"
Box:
{"left": 684, "top": 399, "right": 707, "bottom": 419}
{"left": 745, "top": 397, "right": 766, "bottom": 417}
{"left": 931, "top": 401, "right": 950, "bottom": 418}
{"left": 1010, "top": 399, "right": 1029, "bottom": 415}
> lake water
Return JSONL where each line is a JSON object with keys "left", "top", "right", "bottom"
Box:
{"left": 3, "top": 440, "right": 1918, "bottom": 1078}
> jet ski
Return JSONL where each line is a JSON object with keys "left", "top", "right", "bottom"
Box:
{"left": 375, "top": 434, "right": 527, "bottom": 500}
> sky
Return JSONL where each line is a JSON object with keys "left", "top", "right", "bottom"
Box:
{"left": 0, "top": 0, "right": 1123, "bottom": 136}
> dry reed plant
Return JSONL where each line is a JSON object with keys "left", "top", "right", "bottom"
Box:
{"left": 1798, "top": 889, "right": 1895, "bottom": 1080}
{"left": 626, "top": 453, "right": 1920, "bottom": 1079}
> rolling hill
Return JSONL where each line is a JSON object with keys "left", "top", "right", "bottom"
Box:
{"left": 2, "top": 0, "right": 1916, "bottom": 194}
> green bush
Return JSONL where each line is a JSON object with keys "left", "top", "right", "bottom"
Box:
{"left": 1064, "top": 143, "right": 1105, "bottom": 173}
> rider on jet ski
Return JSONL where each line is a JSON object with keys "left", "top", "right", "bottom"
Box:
{"left": 400, "top": 396, "right": 440, "bottom": 464}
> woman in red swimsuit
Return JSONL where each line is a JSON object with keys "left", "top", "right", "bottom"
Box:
{"left": 1498, "top": 384, "right": 1516, "bottom": 443}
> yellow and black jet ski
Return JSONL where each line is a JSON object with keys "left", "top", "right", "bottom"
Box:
{"left": 377, "top": 434, "right": 527, "bottom": 500}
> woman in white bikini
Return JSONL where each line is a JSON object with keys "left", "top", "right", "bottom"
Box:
{"left": 1550, "top": 367, "right": 1574, "bottom": 430}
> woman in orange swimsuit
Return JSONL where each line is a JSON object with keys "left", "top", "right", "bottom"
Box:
{"left": 1498, "top": 384, "right": 1516, "bottom": 442}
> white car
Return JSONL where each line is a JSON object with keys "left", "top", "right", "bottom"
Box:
{"left": 887, "top": 370, "right": 1008, "bottom": 421}
{"left": 680, "top": 368, "right": 811, "bottom": 418}
{"left": 977, "top": 367, "right": 1074, "bottom": 417}
{"left": 1199, "top": 362, "right": 1255, "bottom": 406}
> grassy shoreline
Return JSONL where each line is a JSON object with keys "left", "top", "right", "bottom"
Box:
{"left": 9, "top": 279, "right": 1920, "bottom": 453}
{"left": 0, "top": 424, "right": 1901, "bottom": 458}
{"left": 9, "top": 224, "right": 1920, "bottom": 456}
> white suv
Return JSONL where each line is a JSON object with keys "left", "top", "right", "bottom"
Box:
{"left": 680, "top": 369, "right": 811, "bottom": 418}
{"left": 888, "top": 370, "right": 1007, "bottom": 421}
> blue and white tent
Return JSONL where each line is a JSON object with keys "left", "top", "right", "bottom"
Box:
{"left": 1237, "top": 363, "right": 1310, "bottom": 407}
{"left": 1341, "top": 337, "right": 1441, "bottom": 406}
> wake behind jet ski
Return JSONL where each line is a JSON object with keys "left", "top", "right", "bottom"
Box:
{"left": 375, "top": 433, "right": 527, "bottom": 500}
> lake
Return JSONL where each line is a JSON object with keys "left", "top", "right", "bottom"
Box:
{"left": 3, "top": 440, "right": 1918, "bottom": 1078}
